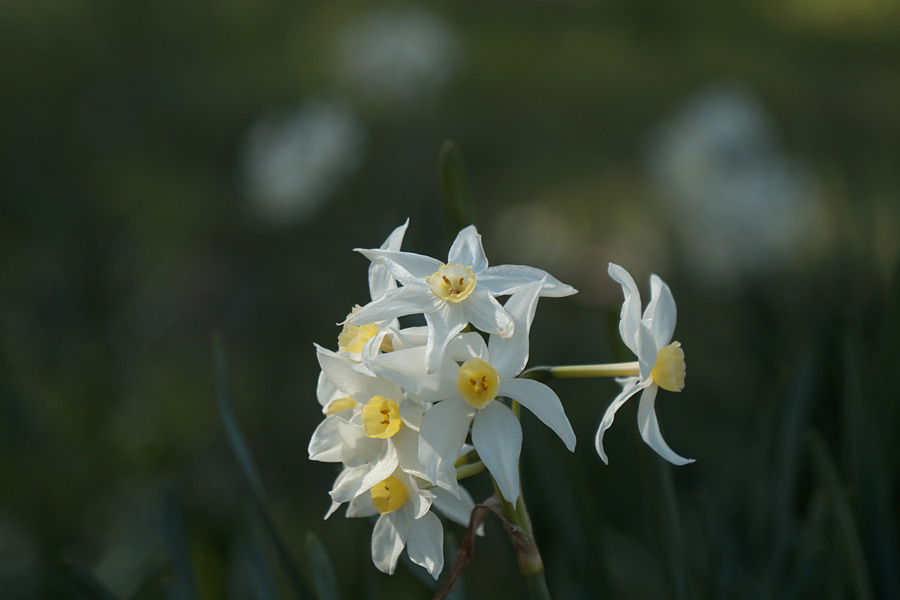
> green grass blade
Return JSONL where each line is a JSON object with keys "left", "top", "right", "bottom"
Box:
{"left": 806, "top": 429, "right": 874, "bottom": 600}
{"left": 304, "top": 532, "right": 340, "bottom": 600}
{"left": 163, "top": 487, "right": 201, "bottom": 600}
{"left": 212, "top": 334, "right": 313, "bottom": 599}
{"left": 439, "top": 140, "right": 475, "bottom": 232}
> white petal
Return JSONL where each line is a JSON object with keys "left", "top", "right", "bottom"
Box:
{"left": 635, "top": 322, "right": 658, "bottom": 381}
{"left": 636, "top": 385, "right": 694, "bottom": 466}
{"left": 487, "top": 281, "right": 543, "bottom": 379}
{"left": 390, "top": 326, "right": 429, "bottom": 350}
{"left": 594, "top": 377, "right": 645, "bottom": 464}
{"left": 316, "top": 347, "right": 372, "bottom": 399}
{"left": 398, "top": 398, "right": 425, "bottom": 431}
{"left": 405, "top": 476, "right": 435, "bottom": 519}
{"left": 608, "top": 263, "right": 642, "bottom": 357}
{"left": 323, "top": 500, "right": 342, "bottom": 520}
{"left": 499, "top": 379, "right": 575, "bottom": 451}
{"left": 329, "top": 443, "right": 399, "bottom": 504}
{"left": 476, "top": 264, "right": 577, "bottom": 297}
{"left": 346, "top": 491, "right": 379, "bottom": 518}
{"left": 356, "top": 248, "right": 442, "bottom": 287}
{"left": 317, "top": 345, "right": 403, "bottom": 405}
{"left": 407, "top": 511, "right": 445, "bottom": 579}
{"left": 432, "top": 486, "right": 477, "bottom": 529}
{"left": 371, "top": 511, "right": 409, "bottom": 575}
{"left": 424, "top": 302, "right": 467, "bottom": 374}
{"left": 445, "top": 331, "right": 489, "bottom": 362}
{"left": 316, "top": 370, "right": 339, "bottom": 409}
{"left": 418, "top": 397, "right": 474, "bottom": 493}
{"left": 392, "top": 426, "right": 428, "bottom": 479}
{"left": 447, "top": 225, "right": 489, "bottom": 273}
{"left": 366, "top": 346, "right": 458, "bottom": 402}
{"left": 368, "top": 220, "right": 409, "bottom": 300}
{"left": 308, "top": 416, "right": 345, "bottom": 462}
{"left": 472, "top": 402, "right": 523, "bottom": 503}
{"left": 642, "top": 274, "right": 677, "bottom": 349}
{"left": 462, "top": 290, "right": 514, "bottom": 338}
{"left": 345, "top": 285, "right": 442, "bottom": 326}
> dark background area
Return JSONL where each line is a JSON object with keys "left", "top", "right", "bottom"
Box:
{"left": 1, "top": 0, "right": 899, "bottom": 598}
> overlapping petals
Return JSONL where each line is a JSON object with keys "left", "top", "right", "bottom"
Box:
{"left": 595, "top": 263, "right": 694, "bottom": 466}
{"left": 346, "top": 224, "right": 576, "bottom": 372}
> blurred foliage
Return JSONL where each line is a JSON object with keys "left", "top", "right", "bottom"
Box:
{"left": 1, "top": 0, "right": 899, "bottom": 598}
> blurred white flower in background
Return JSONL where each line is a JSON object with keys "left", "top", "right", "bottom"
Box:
{"left": 336, "top": 7, "right": 463, "bottom": 107}
{"left": 647, "top": 84, "right": 824, "bottom": 286}
{"left": 243, "top": 99, "right": 366, "bottom": 225}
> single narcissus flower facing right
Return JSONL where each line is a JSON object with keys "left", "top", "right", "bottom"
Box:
{"left": 595, "top": 263, "right": 694, "bottom": 466}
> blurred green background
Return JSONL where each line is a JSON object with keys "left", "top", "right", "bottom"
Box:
{"left": 2, "top": 0, "right": 899, "bottom": 598}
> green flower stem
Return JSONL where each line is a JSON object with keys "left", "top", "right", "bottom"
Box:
{"left": 520, "top": 362, "right": 641, "bottom": 382}
{"left": 455, "top": 461, "right": 486, "bottom": 480}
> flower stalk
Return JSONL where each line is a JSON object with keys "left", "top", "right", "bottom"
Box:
{"left": 520, "top": 363, "right": 642, "bottom": 382}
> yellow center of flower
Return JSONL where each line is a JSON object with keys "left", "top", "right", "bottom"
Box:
{"left": 370, "top": 476, "right": 407, "bottom": 514}
{"left": 457, "top": 357, "right": 501, "bottom": 409}
{"left": 326, "top": 396, "right": 356, "bottom": 415}
{"left": 651, "top": 342, "right": 686, "bottom": 392}
{"left": 361, "top": 395, "right": 403, "bottom": 438}
{"left": 338, "top": 306, "right": 379, "bottom": 353}
{"left": 426, "top": 263, "right": 476, "bottom": 303}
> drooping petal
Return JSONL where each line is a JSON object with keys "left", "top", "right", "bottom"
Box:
{"left": 636, "top": 385, "right": 694, "bottom": 465}
{"left": 487, "top": 281, "right": 543, "bottom": 379}
{"left": 368, "top": 219, "right": 409, "bottom": 301}
{"left": 594, "top": 377, "right": 646, "bottom": 464}
{"left": 472, "top": 402, "right": 523, "bottom": 503}
{"left": 407, "top": 511, "right": 445, "bottom": 579}
{"left": 345, "top": 285, "right": 442, "bottom": 327}
{"left": 499, "top": 378, "right": 576, "bottom": 451}
{"left": 356, "top": 248, "right": 442, "bottom": 287}
{"left": 477, "top": 264, "right": 577, "bottom": 297}
{"left": 432, "top": 486, "right": 478, "bottom": 529}
{"left": 418, "top": 397, "right": 474, "bottom": 494}
{"left": 447, "top": 225, "right": 489, "bottom": 273}
{"left": 462, "top": 290, "right": 514, "bottom": 339}
{"left": 642, "top": 274, "right": 677, "bottom": 348}
{"left": 371, "top": 511, "right": 409, "bottom": 575}
{"left": 424, "top": 302, "right": 467, "bottom": 373}
{"left": 608, "top": 263, "right": 643, "bottom": 357}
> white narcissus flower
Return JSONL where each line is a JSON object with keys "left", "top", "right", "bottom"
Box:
{"left": 367, "top": 281, "right": 576, "bottom": 502}
{"left": 344, "top": 469, "right": 477, "bottom": 579}
{"left": 595, "top": 263, "right": 694, "bottom": 466}
{"left": 308, "top": 347, "right": 428, "bottom": 517}
{"left": 346, "top": 224, "right": 577, "bottom": 373}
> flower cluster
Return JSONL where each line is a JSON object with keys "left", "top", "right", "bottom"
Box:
{"left": 308, "top": 221, "right": 578, "bottom": 578}
{"left": 308, "top": 220, "right": 692, "bottom": 579}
